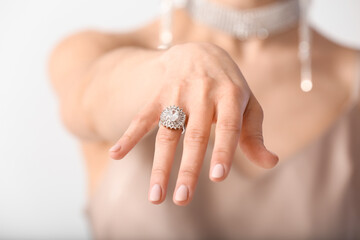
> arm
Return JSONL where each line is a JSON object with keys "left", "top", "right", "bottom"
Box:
{"left": 49, "top": 31, "right": 278, "bottom": 206}
{"left": 49, "top": 30, "right": 162, "bottom": 142}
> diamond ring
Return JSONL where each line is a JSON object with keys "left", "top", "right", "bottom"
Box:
{"left": 158, "top": 105, "right": 186, "bottom": 134}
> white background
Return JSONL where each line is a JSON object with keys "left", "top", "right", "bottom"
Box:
{"left": 0, "top": 0, "right": 359, "bottom": 239}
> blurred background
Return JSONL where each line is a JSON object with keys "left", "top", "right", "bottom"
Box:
{"left": 0, "top": 0, "right": 359, "bottom": 239}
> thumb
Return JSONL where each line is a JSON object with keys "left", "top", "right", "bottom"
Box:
{"left": 239, "top": 94, "right": 279, "bottom": 169}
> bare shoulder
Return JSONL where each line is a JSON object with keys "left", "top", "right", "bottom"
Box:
{"left": 313, "top": 30, "right": 359, "bottom": 86}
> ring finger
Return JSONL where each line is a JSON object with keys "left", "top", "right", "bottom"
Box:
{"left": 148, "top": 105, "right": 185, "bottom": 204}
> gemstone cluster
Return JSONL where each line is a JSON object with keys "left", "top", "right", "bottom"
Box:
{"left": 159, "top": 105, "right": 186, "bottom": 134}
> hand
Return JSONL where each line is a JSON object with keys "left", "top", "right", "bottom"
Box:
{"left": 109, "top": 42, "right": 278, "bottom": 206}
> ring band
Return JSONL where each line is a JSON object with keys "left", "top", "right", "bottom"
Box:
{"left": 158, "top": 105, "right": 186, "bottom": 134}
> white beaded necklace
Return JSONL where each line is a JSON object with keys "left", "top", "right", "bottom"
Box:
{"left": 186, "top": 0, "right": 300, "bottom": 40}
{"left": 158, "top": 0, "right": 313, "bottom": 92}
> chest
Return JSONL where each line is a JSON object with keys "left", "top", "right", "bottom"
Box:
{"left": 228, "top": 54, "right": 354, "bottom": 175}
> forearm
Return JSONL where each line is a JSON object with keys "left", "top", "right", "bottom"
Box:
{"left": 53, "top": 43, "right": 163, "bottom": 142}
{"left": 81, "top": 47, "right": 163, "bottom": 142}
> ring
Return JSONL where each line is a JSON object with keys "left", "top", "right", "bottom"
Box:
{"left": 158, "top": 105, "right": 186, "bottom": 134}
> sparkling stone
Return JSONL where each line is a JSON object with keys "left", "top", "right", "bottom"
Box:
{"left": 166, "top": 109, "right": 179, "bottom": 122}
{"left": 159, "top": 106, "right": 186, "bottom": 134}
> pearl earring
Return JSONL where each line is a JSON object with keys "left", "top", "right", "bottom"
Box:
{"left": 158, "top": 0, "right": 174, "bottom": 50}
{"left": 299, "top": 0, "right": 313, "bottom": 92}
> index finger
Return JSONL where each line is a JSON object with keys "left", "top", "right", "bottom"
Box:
{"left": 109, "top": 102, "right": 161, "bottom": 160}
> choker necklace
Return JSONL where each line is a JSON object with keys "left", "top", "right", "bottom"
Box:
{"left": 158, "top": 0, "right": 313, "bottom": 92}
{"left": 185, "top": 0, "right": 300, "bottom": 40}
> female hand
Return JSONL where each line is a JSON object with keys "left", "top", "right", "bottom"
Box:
{"left": 109, "top": 42, "right": 278, "bottom": 206}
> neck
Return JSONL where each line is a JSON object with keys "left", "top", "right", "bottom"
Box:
{"left": 209, "top": 0, "right": 282, "bottom": 10}
{"left": 186, "top": 0, "right": 299, "bottom": 43}
{"left": 184, "top": 0, "right": 300, "bottom": 54}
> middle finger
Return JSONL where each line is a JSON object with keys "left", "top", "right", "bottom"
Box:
{"left": 173, "top": 102, "right": 214, "bottom": 206}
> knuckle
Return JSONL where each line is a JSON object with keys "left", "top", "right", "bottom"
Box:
{"left": 132, "top": 113, "right": 147, "bottom": 125}
{"left": 156, "top": 130, "right": 178, "bottom": 144}
{"left": 184, "top": 128, "right": 209, "bottom": 146}
{"left": 218, "top": 83, "right": 244, "bottom": 103}
{"left": 228, "top": 83, "right": 244, "bottom": 100}
{"left": 192, "top": 78, "right": 212, "bottom": 104}
{"left": 217, "top": 119, "right": 241, "bottom": 133}
{"left": 122, "top": 133, "right": 132, "bottom": 142}
{"left": 213, "top": 147, "right": 231, "bottom": 157}
{"left": 132, "top": 113, "right": 144, "bottom": 123}
{"left": 152, "top": 168, "right": 167, "bottom": 177}
{"left": 195, "top": 72, "right": 210, "bottom": 82}
{"left": 132, "top": 113, "right": 153, "bottom": 132}
{"left": 198, "top": 76, "right": 213, "bottom": 92}
{"left": 240, "top": 131, "right": 264, "bottom": 145}
{"left": 179, "top": 168, "right": 199, "bottom": 180}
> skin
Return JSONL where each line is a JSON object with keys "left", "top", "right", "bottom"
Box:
{"left": 49, "top": 0, "right": 358, "bottom": 206}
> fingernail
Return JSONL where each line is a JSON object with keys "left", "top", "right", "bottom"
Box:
{"left": 211, "top": 164, "right": 224, "bottom": 179}
{"left": 175, "top": 185, "right": 188, "bottom": 202}
{"left": 149, "top": 184, "right": 161, "bottom": 202}
{"left": 109, "top": 142, "right": 121, "bottom": 152}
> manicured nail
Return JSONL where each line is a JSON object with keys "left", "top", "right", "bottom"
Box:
{"left": 149, "top": 184, "right": 161, "bottom": 202}
{"left": 211, "top": 164, "right": 224, "bottom": 179}
{"left": 109, "top": 142, "right": 121, "bottom": 152}
{"left": 175, "top": 185, "right": 188, "bottom": 202}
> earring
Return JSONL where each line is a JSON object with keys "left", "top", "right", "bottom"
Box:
{"left": 158, "top": 0, "right": 174, "bottom": 49}
{"left": 299, "top": 0, "right": 313, "bottom": 92}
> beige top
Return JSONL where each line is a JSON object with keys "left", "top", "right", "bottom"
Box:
{"left": 85, "top": 53, "right": 360, "bottom": 239}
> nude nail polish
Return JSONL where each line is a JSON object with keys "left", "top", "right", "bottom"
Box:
{"left": 175, "top": 185, "right": 188, "bottom": 202}
{"left": 211, "top": 164, "right": 224, "bottom": 179}
{"left": 149, "top": 184, "right": 161, "bottom": 202}
{"left": 109, "top": 142, "right": 121, "bottom": 152}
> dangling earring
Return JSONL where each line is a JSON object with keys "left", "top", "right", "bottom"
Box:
{"left": 158, "top": 0, "right": 174, "bottom": 50}
{"left": 299, "top": 0, "right": 313, "bottom": 92}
